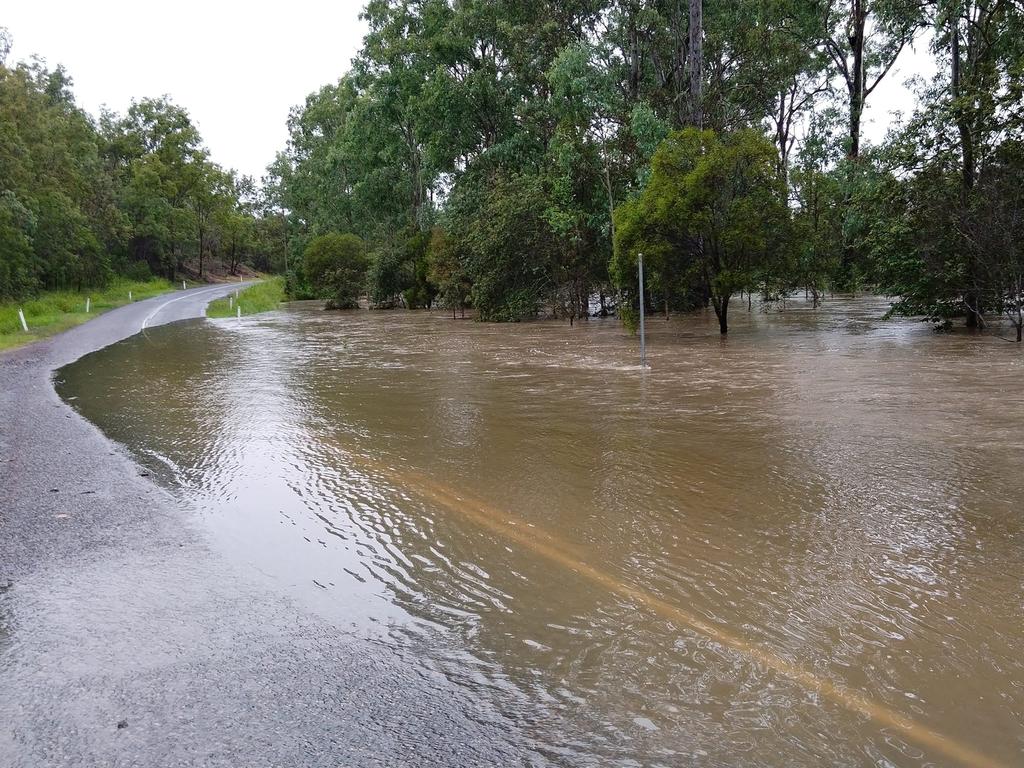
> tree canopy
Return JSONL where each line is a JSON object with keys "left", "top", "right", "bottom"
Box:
{"left": 264, "top": 0, "right": 1023, "bottom": 337}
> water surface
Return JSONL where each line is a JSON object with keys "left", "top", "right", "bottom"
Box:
{"left": 58, "top": 298, "right": 1024, "bottom": 766}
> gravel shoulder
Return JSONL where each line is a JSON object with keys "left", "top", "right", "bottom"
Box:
{"left": 0, "top": 285, "right": 527, "bottom": 767}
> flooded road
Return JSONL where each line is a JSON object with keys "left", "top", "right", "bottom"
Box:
{"left": 56, "top": 297, "right": 1024, "bottom": 766}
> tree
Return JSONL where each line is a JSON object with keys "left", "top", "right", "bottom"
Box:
{"left": 967, "top": 141, "right": 1024, "bottom": 341}
{"left": 873, "top": 0, "right": 1024, "bottom": 329}
{"left": 303, "top": 233, "right": 369, "bottom": 309}
{"left": 0, "top": 191, "right": 36, "bottom": 298}
{"left": 186, "top": 162, "right": 230, "bottom": 279}
{"left": 790, "top": 112, "right": 845, "bottom": 304}
{"left": 817, "top": 0, "right": 924, "bottom": 159}
{"left": 427, "top": 227, "right": 472, "bottom": 318}
{"left": 442, "top": 167, "right": 557, "bottom": 322}
{"left": 613, "top": 128, "right": 792, "bottom": 334}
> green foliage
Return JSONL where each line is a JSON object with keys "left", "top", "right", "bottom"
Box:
{"left": 871, "top": 0, "right": 1024, "bottom": 328}
{"left": 426, "top": 228, "right": 472, "bottom": 318}
{"left": 366, "top": 228, "right": 436, "bottom": 309}
{"left": 444, "top": 169, "right": 557, "bottom": 322}
{"left": 303, "top": 233, "right": 369, "bottom": 309}
{"left": 614, "top": 128, "right": 793, "bottom": 332}
{"left": 271, "top": 0, "right": 871, "bottom": 327}
{"left": 789, "top": 114, "right": 846, "bottom": 301}
{"left": 5, "top": 0, "right": 1023, "bottom": 342}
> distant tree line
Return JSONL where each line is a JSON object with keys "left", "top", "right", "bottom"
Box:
{"left": 271, "top": 0, "right": 1024, "bottom": 335}
{"left": 0, "top": 29, "right": 286, "bottom": 301}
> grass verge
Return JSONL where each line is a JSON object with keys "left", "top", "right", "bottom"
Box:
{"left": 0, "top": 278, "right": 183, "bottom": 353}
{"left": 206, "top": 277, "right": 285, "bottom": 318}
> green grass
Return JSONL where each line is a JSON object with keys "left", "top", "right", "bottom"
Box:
{"left": 206, "top": 277, "right": 285, "bottom": 318}
{"left": 0, "top": 278, "right": 183, "bottom": 352}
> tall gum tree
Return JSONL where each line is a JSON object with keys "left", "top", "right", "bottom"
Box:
{"left": 819, "top": 0, "right": 924, "bottom": 159}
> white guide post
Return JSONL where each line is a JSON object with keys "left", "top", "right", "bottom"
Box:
{"left": 638, "top": 252, "right": 647, "bottom": 368}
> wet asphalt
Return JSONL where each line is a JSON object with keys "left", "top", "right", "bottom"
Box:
{"left": 0, "top": 285, "right": 529, "bottom": 767}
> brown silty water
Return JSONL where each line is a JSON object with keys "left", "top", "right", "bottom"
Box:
{"left": 57, "top": 296, "right": 1024, "bottom": 767}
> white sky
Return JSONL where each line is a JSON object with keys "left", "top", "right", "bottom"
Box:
{"left": 4, "top": 2, "right": 934, "bottom": 181}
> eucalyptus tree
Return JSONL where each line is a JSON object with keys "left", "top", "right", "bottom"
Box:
{"left": 274, "top": 78, "right": 370, "bottom": 239}
{"left": 816, "top": 0, "right": 925, "bottom": 159}
{"left": 791, "top": 113, "right": 846, "bottom": 303}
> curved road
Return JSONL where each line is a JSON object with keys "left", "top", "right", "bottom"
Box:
{"left": 0, "top": 285, "right": 528, "bottom": 767}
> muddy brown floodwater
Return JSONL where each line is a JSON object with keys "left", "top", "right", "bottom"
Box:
{"left": 56, "top": 296, "right": 1024, "bottom": 767}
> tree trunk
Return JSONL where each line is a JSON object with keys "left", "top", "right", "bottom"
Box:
{"left": 848, "top": 1, "right": 866, "bottom": 159}
{"left": 688, "top": 0, "right": 703, "bottom": 129}
{"left": 197, "top": 224, "right": 205, "bottom": 279}
{"left": 952, "top": 12, "right": 982, "bottom": 328}
{"left": 712, "top": 292, "right": 729, "bottom": 334}
{"left": 627, "top": 2, "right": 641, "bottom": 103}
{"left": 951, "top": 16, "right": 975, "bottom": 198}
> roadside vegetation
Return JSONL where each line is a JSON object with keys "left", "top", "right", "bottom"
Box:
{"left": 0, "top": 278, "right": 178, "bottom": 351}
{"left": 206, "top": 277, "right": 285, "bottom": 318}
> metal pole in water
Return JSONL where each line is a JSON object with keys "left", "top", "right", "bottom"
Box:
{"left": 18, "top": 309, "right": 28, "bottom": 332}
{"left": 638, "top": 252, "right": 647, "bottom": 368}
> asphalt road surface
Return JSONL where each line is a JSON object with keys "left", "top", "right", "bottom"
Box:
{"left": 0, "top": 285, "right": 529, "bottom": 767}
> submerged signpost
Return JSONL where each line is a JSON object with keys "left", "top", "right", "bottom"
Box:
{"left": 638, "top": 252, "right": 647, "bottom": 369}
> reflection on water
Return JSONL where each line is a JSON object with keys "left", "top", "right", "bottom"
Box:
{"left": 57, "top": 298, "right": 1024, "bottom": 766}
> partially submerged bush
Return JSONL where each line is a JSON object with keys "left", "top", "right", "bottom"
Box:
{"left": 303, "top": 233, "right": 369, "bottom": 309}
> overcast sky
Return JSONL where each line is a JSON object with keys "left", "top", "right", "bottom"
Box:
{"left": 4, "top": 2, "right": 933, "bottom": 181}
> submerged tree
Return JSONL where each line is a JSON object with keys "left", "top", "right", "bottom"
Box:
{"left": 613, "top": 128, "right": 792, "bottom": 334}
{"left": 303, "top": 232, "right": 369, "bottom": 310}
